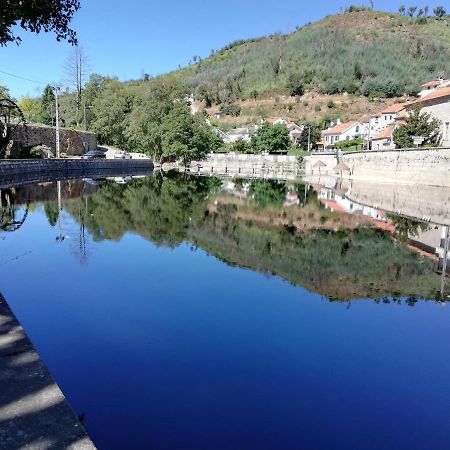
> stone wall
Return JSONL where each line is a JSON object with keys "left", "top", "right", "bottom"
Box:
{"left": 189, "top": 154, "right": 301, "bottom": 179}
{"left": 0, "top": 159, "right": 154, "bottom": 189}
{"left": 305, "top": 147, "right": 450, "bottom": 187}
{"left": 9, "top": 124, "right": 97, "bottom": 156}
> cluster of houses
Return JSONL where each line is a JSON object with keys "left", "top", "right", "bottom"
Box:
{"left": 319, "top": 78, "right": 450, "bottom": 152}
{"left": 218, "top": 118, "right": 304, "bottom": 146}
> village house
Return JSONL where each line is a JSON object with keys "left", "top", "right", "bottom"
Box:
{"left": 225, "top": 126, "right": 259, "bottom": 144}
{"left": 414, "top": 87, "right": 450, "bottom": 147}
{"left": 418, "top": 78, "right": 450, "bottom": 98}
{"left": 380, "top": 103, "right": 407, "bottom": 126}
{"left": 321, "top": 120, "right": 362, "bottom": 151}
{"left": 286, "top": 122, "right": 304, "bottom": 144}
{"left": 372, "top": 125, "right": 395, "bottom": 150}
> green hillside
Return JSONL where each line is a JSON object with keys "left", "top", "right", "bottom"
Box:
{"left": 178, "top": 9, "right": 450, "bottom": 101}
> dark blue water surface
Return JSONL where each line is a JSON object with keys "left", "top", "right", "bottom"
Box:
{"left": 1, "top": 175, "right": 450, "bottom": 450}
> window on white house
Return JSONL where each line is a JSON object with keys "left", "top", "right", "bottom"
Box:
{"left": 446, "top": 122, "right": 450, "bottom": 140}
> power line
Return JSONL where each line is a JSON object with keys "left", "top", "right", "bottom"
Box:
{"left": 0, "top": 69, "right": 47, "bottom": 86}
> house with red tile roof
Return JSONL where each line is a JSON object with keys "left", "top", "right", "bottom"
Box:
{"left": 419, "top": 78, "right": 450, "bottom": 98}
{"left": 321, "top": 120, "right": 362, "bottom": 151}
{"left": 414, "top": 87, "right": 450, "bottom": 147}
{"left": 372, "top": 125, "right": 395, "bottom": 150}
{"left": 381, "top": 103, "right": 408, "bottom": 125}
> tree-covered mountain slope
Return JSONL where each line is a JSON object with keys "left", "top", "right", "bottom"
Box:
{"left": 176, "top": 9, "right": 450, "bottom": 102}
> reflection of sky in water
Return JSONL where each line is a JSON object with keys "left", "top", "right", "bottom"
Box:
{"left": 1, "top": 176, "right": 450, "bottom": 450}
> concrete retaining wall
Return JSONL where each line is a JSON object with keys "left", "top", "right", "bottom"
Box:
{"left": 9, "top": 124, "right": 97, "bottom": 156}
{"left": 305, "top": 148, "right": 450, "bottom": 187}
{"left": 190, "top": 154, "right": 301, "bottom": 178}
{"left": 0, "top": 159, "right": 154, "bottom": 189}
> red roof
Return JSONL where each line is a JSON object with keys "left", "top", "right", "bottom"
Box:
{"left": 323, "top": 121, "right": 358, "bottom": 135}
{"left": 416, "top": 86, "right": 450, "bottom": 104}
{"left": 373, "top": 125, "right": 394, "bottom": 141}
{"left": 382, "top": 103, "right": 407, "bottom": 114}
{"left": 421, "top": 80, "right": 443, "bottom": 89}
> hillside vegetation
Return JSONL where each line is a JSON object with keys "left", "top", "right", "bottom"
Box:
{"left": 179, "top": 9, "right": 450, "bottom": 102}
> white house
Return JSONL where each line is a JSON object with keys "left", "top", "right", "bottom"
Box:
{"left": 372, "top": 125, "right": 396, "bottom": 150}
{"left": 225, "top": 126, "right": 259, "bottom": 143}
{"left": 415, "top": 87, "right": 450, "bottom": 147}
{"left": 380, "top": 103, "right": 408, "bottom": 126}
{"left": 418, "top": 78, "right": 450, "bottom": 98}
{"left": 321, "top": 120, "right": 362, "bottom": 151}
{"left": 286, "top": 122, "right": 304, "bottom": 143}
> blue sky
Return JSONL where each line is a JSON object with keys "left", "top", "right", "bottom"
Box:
{"left": 0, "top": 0, "right": 445, "bottom": 98}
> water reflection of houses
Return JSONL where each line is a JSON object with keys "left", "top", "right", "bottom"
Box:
{"left": 317, "top": 184, "right": 450, "bottom": 281}
{"left": 317, "top": 186, "right": 389, "bottom": 225}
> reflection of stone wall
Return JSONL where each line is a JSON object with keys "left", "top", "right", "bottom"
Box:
{"left": 346, "top": 180, "right": 450, "bottom": 226}
{"left": 305, "top": 148, "right": 450, "bottom": 187}
{"left": 9, "top": 124, "right": 97, "bottom": 156}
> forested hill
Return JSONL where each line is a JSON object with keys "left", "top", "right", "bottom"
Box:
{"left": 176, "top": 9, "right": 450, "bottom": 101}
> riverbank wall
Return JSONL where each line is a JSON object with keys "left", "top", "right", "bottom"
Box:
{"left": 0, "top": 292, "right": 96, "bottom": 449}
{"left": 0, "top": 159, "right": 154, "bottom": 189}
{"left": 186, "top": 154, "right": 301, "bottom": 179}
{"left": 305, "top": 147, "right": 450, "bottom": 187}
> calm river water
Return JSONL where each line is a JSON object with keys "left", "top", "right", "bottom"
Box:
{"left": 1, "top": 172, "right": 449, "bottom": 450}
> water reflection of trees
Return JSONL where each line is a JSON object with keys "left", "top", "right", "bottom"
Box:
{"left": 63, "top": 173, "right": 445, "bottom": 302}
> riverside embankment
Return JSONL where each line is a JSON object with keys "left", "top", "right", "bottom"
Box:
{"left": 186, "top": 148, "right": 450, "bottom": 187}
{"left": 305, "top": 147, "right": 450, "bottom": 187}
{"left": 0, "top": 293, "right": 96, "bottom": 449}
{"left": 0, "top": 158, "right": 154, "bottom": 189}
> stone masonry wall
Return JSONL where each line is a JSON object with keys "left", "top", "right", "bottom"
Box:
{"left": 9, "top": 124, "right": 97, "bottom": 156}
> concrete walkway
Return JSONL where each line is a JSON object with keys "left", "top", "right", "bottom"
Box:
{"left": 0, "top": 293, "right": 96, "bottom": 449}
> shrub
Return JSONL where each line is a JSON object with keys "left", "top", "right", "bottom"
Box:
{"left": 220, "top": 104, "right": 241, "bottom": 116}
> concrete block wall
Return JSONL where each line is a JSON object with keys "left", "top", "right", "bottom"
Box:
{"left": 9, "top": 124, "right": 97, "bottom": 156}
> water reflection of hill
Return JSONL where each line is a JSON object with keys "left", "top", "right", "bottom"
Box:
{"left": 62, "top": 173, "right": 445, "bottom": 301}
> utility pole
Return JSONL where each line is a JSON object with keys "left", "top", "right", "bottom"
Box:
{"left": 307, "top": 126, "right": 311, "bottom": 152}
{"left": 366, "top": 115, "right": 371, "bottom": 151}
{"left": 53, "top": 86, "right": 61, "bottom": 158}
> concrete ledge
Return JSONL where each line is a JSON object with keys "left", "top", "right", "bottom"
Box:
{"left": 0, "top": 159, "right": 154, "bottom": 189}
{"left": 0, "top": 293, "right": 96, "bottom": 449}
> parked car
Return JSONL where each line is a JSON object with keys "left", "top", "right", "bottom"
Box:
{"left": 81, "top": 149, "right": 106, "bottom": 160}
{"left": 114, "top": 151, "right": 132, "bottom": 159}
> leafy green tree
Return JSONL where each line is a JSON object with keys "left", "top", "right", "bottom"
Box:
{"left": 298, "top": 123, "right": 322, "bottom": 151}
{"left": 393, "top": 105, "right": 442, "bottom": 148}
{"left": 433, "top": 6, "right": 446, "bottom": 17}
{"left": 249, "top": 180, "right": 287, "bottom": 208}
{"left": 90, "top": 80, "right": 134, "bottom": 148}
{"left": 40, "top": 85, "right": 55, "bottom": 126}
{"left": 161, "top": 103, "right": 223, "bottom": 164}
{"left": 286, "top": 73, "right": 305, "bottom": 97}
{"left": 230, "top": 138, "right": 252, "bottom": 153}
{"left": 1, "top": 0, "right": 80, "bottom": 46}
{"left": 388, "top": 215, "right": 430, "bottom": 243}
{"left": 251, "top": 124, "right": 290, "bottom": 153}
{"left": 18, "top": 97, "right": 42, "bottom": 122}
{"left": 408, "top": 6, "right": 418, "bottom": 17}
{"left": 0, "top": 85, "right": 12, "bottom": 100}
{"left": 44, "top": 202, "right": 59, "bottom": 227}
{"left": 399, "top": 5, "right": 406, "bottom": 15}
